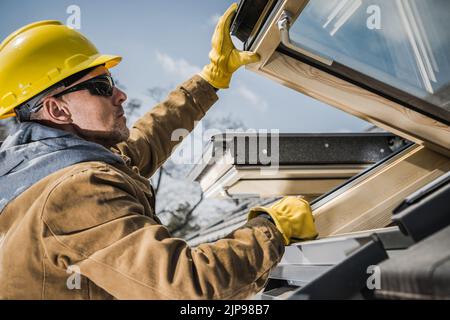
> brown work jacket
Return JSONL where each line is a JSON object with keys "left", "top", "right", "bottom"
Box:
{"left": 0, "top": 75, "right": 284, "bottom": 299}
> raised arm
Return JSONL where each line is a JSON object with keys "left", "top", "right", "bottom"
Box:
{"left": 112, "top": 3, "right": 259, "bottom": 178}
{"left": 113, "top": 75, "right": 217, "bottom": 178}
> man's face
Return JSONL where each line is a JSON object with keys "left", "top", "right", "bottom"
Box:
{"left": 44, "top": 65, "right": 129, "bottom": 147}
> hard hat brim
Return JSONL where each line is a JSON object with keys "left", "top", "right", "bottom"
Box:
{"left": 90, "top": 54, "right": 122, "bottom": 70}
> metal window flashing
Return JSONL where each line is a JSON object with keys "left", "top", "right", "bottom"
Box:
{"left": 392, "top": 171, "right": 450, "bottom": 242}
{"left": 279, "top": 226, "right": 413, "bottom": 266}
{"left": 287, "top": 237, "right": 389, "bottom": 300}
{"left": 260, "top": 226, "right": 413, "bottom": 300}
{"left": 375, "top": 224, "right": 450, "bottom": 299}
{"left": 261, "top": 235, "right": 390, "bottom": 300}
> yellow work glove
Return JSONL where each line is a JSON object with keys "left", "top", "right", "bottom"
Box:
{"left": 248, "top": 196, "right": 318, "bottom": 245}
{"left": 199, "top": 3, "right": 260, "bottom": 89}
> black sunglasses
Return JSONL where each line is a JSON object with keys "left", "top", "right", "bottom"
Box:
{"left": 52, "top": 74, "right": 116, "bottom": 99}
{"left": 15, "top": 73, "right": 116, "bottom": 122}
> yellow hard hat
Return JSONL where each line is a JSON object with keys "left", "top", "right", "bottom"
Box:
{"left": 0, "top": 20, "right": 122, "bottom": 119}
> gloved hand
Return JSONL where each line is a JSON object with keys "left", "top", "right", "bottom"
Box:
{"left": 248, "top": 196, "right": 318, "bottom": 245}
{"left": 199, "top": 3, "right": 260, "bottom": 89}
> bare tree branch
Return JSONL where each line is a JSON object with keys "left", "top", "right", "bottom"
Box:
{"left": 125, "top": 98, "right": 142, "bottom": 119}
{"left": 146, "top": 87, "right": 169, "bottom": 103}
{"left": 153, "top": 168, "right": 164, "bottom": 195}
{"left": 161, "top": 166, "right": 175, "bottom": 178}
{"left": 170, "top": 193, "right": 204, "bottom": 235}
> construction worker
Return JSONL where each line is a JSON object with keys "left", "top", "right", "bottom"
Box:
{"left": 0, "top": 4, "right": 317, "bottom": 299}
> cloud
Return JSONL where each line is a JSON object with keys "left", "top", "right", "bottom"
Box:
{"left": 236, "top": 85, "right": 269, "bottom": 112}
{"left": 156, "top": 51, "right": 201, "bottom": 80}
{"left": 155, "top": 52, "right": 269, "bottom": 112}
{"left": 208, "top": 14, "right": 221, "bottom": 26}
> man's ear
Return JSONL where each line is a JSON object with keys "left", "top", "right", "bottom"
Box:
{"left": 41, "top": 97, "right": 73, "bottom": 124}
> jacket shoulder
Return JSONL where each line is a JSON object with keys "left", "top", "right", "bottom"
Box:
{"left": 45, "top": 161, "right": 138, "bottom": 195}
{"left": 40, "top": 161, "right": 143, "bottom": 236}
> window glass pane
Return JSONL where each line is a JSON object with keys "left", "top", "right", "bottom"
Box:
{"left": 290, "top": 0, "right": 450, "bottom": 112}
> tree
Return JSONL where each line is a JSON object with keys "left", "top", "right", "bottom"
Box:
{"left": 124, "top": 98, "right": 142, "bottom": 122}
{"left": 146, "top": 86, "right": 170, "bottom": 103}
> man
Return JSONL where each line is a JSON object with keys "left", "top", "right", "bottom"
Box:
{"left": 0, "top": 4, "right": 317, "bottom": 299}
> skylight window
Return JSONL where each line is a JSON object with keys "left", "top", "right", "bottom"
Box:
{"left": 286, "top": 0, "right": 450, "bottom": 120}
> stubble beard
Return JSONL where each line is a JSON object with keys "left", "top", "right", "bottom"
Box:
{"left": 76, "top": 120, "right": 130, "bottom": 149}
{"left": 104, "top": 120, "right": 130, "bottom": 147}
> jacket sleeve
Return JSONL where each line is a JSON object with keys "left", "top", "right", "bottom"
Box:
{"left": 41, "top": 165, "right": 285, "bottom": 300}
{"left": 112, "top": 75, "right": 218, "bottom": 178}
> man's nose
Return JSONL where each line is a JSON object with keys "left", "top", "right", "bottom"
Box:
{"left": 113, "top": 87, "right": 127, "bottom": 106}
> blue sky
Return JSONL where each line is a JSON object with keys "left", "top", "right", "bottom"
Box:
{"left": 0, "top": 0, "right": 370, "bottom": 133}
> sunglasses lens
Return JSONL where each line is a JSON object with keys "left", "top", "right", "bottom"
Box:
{"left": 88, "top": 76, "right": 114, "bottom": 96}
